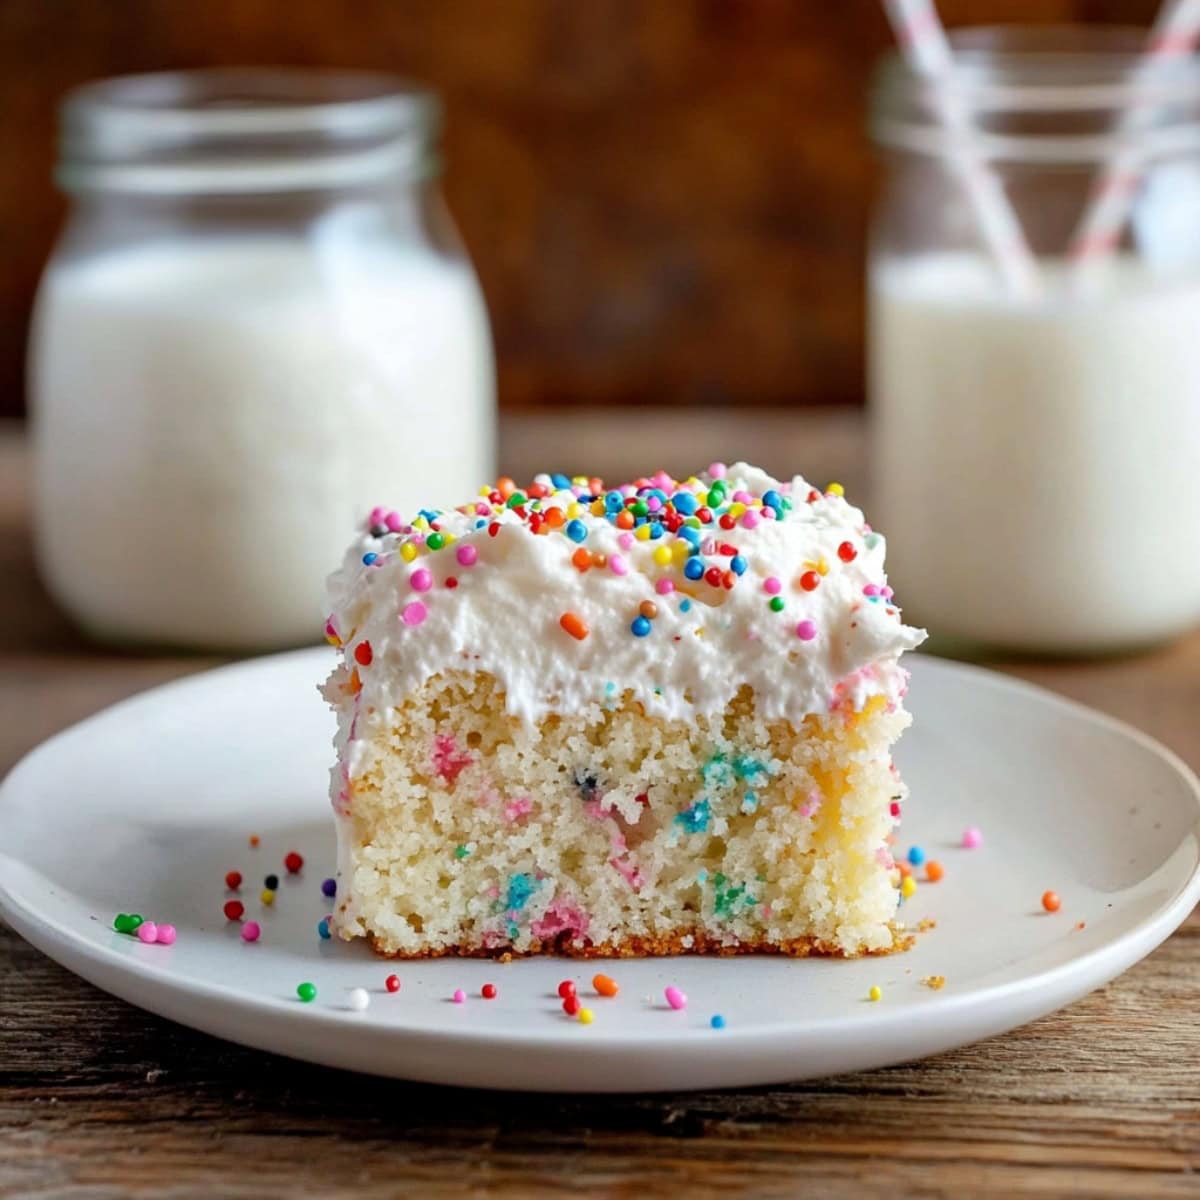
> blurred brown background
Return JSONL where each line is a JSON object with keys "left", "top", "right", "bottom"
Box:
{"left": 1, "top": 0, "right": 1157, "bottom": 418}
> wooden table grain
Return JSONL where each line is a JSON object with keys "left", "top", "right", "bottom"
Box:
{"left": 2, "top": 418, "right": 1197, "bottom": 1199}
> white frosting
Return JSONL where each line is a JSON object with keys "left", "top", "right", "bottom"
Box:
{"left": 322, "top": 463, "right": 926, "bottom": 736}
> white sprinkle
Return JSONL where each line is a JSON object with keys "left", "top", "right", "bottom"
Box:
{"left": 347, "top": 987, "right": 370, "bottom": 1011}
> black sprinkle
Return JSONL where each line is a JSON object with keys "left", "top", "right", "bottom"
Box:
{"left": 264, "top": 874, "right": 280, "bottom": 890}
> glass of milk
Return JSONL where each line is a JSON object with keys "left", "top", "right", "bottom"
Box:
{"left": 868, "top": 28, "right": 1200, "bottom": 655}
{"left": 30, "top": 70, "right": 495, "bottom": 651}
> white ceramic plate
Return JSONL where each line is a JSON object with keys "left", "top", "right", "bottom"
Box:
{"left": 2, "top": 650, "right": 1198, "bottom": 1092}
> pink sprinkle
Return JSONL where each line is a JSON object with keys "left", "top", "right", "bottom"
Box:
{"left": 655, "top": 578, "right": 675, "bottom": 595}
{"left": 741, "top": 511, "right": 760, "bottom": 530}
{"left": 455, "top": 544, "right": 478, "bottom": 567}
{"left": 503, "top": 795, "right": 533, "bottom": 823}
{"left": 452, "top": 989, "right": 466, "bottom": 1004}
{"left": 155, "top": 923, "right": 177, "bottom": 945}
{"left": 962, "top": 826, "right": 983, "bottom": 849}
{"left": 881, "top": 585, "right": 894, "bottom": 599}
{"left": 890, "top": 801, "right": 901, "bottom": 817}
{"left": 646, "top": 495, "right": 662, "bottom": 512}
{"left": 708, "top": 461, "right": 727, "bottom": 479}
{"left": 136, "top": 921, "right": 158, "bottom": 944}
{"left": 385, "top": 511, "right": 404, "bottom": 533}
{"left": 763, "top": 576, "right": 781, "bottom": 595}
{"left": 402, "top": 601, "right": 428, "bottom": 626}
{"left": 863, "top": 584, "right": 880, "bottom": 597}
{"left": 609, "top": 554, "right": 629, "bottom": 576}
{"left": 664, "top": 986, "right": 687, "bottom": 1010}
{"left": 241, "top": 921, "right": 261, "bottom": 942}
{"left": 369, "top": 505, "right": 386, "bottom": 525}
{"left": 474, "top": 501, "right": 490, "bottom": 516}
{"left": 324, "top": 619, "right": 338, "bottom": 641}
{"left": 410, "top": 568, "right": 433, "bottom": 592}
{"left": 617, "top": 533, "right": 635, "bottom": 551}
{"left": 732, "top": 489, "right": 752, "bottom": 503}
{"left": 796, "top": 619, "right": 817, "bottom": 641}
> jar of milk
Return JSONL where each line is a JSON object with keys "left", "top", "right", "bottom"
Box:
{"left": 869, "top": 28, "right": 1200, "bottom": 655}
{"left": 30, "top": 70, "right": 495, "bottom": 650}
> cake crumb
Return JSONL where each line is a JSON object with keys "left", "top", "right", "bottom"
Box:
{"left": 921, "top": 974, "right": 946, "bottom": 990}
{"left": 917, "top": 917, "right": 937, "bottom": 932}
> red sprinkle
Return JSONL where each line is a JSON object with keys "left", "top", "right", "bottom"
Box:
{"left": 558, "top": 979, "right": 577, "bottom": 999}
{"left": 284, "top": 851, "right": 304, "bottom": 874}
{"left": 800, "top": 570, "right": 821, "bottom": 591}
{"left": 488, "top": 521, "right": 501, "bottom": 537}
{"left": 445, "top": 576, "right": 458, "bottom": 589}
{"left": 704, "top": 566, "right": 723, "bottom": 588}
{"left": 385, "top": 974, "right": 401, "bottom": 993}
{"left": 353, "top": 641, "right": 373, "bottom": 666}
{"left": 837, "top": 541, "right": 857, "bottom": 562}
{"left": 224, "top": 871, "right": 242, "bottom": 891}
{"left": 562, "top": 995, "right": 581, "bottom": 1016}
{"left": 481, "top": 983, "right": 498, "bottom": 999}
{"left": 223, "top": 899, "right": 244, "bottom": 921}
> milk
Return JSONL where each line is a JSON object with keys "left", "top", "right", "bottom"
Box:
{"left": 870, "top": 254, "right": 1200, "bottom": 653}
{"left": 31, "top": 239, "right": 494, "bottom": 649}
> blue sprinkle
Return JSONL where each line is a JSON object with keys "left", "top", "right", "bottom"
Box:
{"left": 684, "top": 557, "right": 705, "bottom": 581}
{"left": 475, "top": 518, "right": 487, "bottom": 528}
{"left": 321, "top": 877, "right": 336, "bottom": 898}
{"left": 566, "top": 519, "right": 588, "bottom": 543}
{"left": 730, "top": 555, "right": 747, "bottom": 575}
{"left": 673, "top": 491, "right": 698, "bottom": 515}
{"left": 631, "top": 616, "right": 652, "bottom": 637}
{"left": 506, "top": 873, "right": 536, "bottom": 912}
{"left": 680, "top": 599, "right": 692, "bottom": 613}
{"left": 710, "top": 1014, "right": 726, "bottom": 1029}
{"left": 674, "top": 799, "right": 711, "bottom": 834}
{"left": 678, "top": 526, "right": 702, "bottom": 548}
{"left": 762, "top": 489, "right": 783, "bottom": 512}
{"left": 649, "top": 522, "right": 664, "bottom": 539}
{"left": 551, "top": 473, "right": 572, "bottom": 489}
{"left": 907, "top": 845, "right": 926, "bottom": 866}
{"left": 697, "top": 868, "right": 708, "bottom": 884}
{"left": 362, "top": 552, "right": 378, "bottom": 566}
{"left": 865, "top": 533, "right": 882, "bottom": 550}
{"left": 419, "top": 508, "right": 440, "bottom": 523}
{"left": 317, "top": 918, "right": 331, "bottom": 940}
{"left": 605, "top": 490, "right": 624, "bottom": 512}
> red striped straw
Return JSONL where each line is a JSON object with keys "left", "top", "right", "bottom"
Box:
{"left": 881, "top": 0, "right": 1041, "bottom": 297}
{"left": 1068, "top": 0, "right": 1200, "bottom": 286}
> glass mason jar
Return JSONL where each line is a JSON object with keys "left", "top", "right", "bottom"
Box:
{"left": 868, "top": 28, "right": 1200, "bottom": 656}
{"left": 30, "top": 70, "right": 495, "bottom": 651}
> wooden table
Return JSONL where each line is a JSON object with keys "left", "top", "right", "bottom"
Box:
{"left": 2, "top": 417, "right": 1197, "bottom": 1198}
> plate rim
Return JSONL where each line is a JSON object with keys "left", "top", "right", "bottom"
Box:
{"left": 2, "top": 648, "right": 1199, "bottom": 1057}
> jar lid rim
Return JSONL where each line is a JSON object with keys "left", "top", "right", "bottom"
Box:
{"left": 62, "top": 68, "right": 439, "bottom": 140}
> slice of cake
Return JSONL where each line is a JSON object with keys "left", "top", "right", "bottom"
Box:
{"left": 322, "top": 462, "right": 926, "bottom": 959}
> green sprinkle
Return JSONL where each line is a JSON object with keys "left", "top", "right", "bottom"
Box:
{"left": 426, "top": 532, "right": 445, "bottom": 550}
{"left": 113, "top": 913, "right": 144, "bottom": 934}
{"left": 632, "top": 499, "right": 648, "bottom": 517}
{"left": 506, "top": 492, "right": 527, "bottom": 508}
{"left": 769, "top": 596, "right": 785, "bottom": 612}
{"left": 297, "top": 981, "right": 317, "bottom": 1003}
{"left": 454, "top": 844, "right": 470, "bottom": 860}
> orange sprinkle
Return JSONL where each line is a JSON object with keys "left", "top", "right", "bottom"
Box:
{"left": 1042, "top": 890, "right": 1061, "bottom": 913}
{"left": 248, "top": 834, "right": 260, "bottom": 848}
{"left": 571, "top": 548, "right": 591, "bottom": 571}
{"left": 615, "top": 510, "right": 635, "bottom": 530}
{"left": 348, "top": 667, "right": 363, "bottom": 695}
{"left": 592, "top": 973, "right": 619, "bottom": 997}
{"left": 543, "top": 507, "right": 565, "bottom": 528}
{"left": 590, "top": 551, "right": 607, "bottom": 567}
{"left": 925, "top": 860, "right": 944, "bottom": 883}
{"left": 560, "top": 612, "right": 589, "bottom": 641}
{"left": 496, "top": 476, "right": 516, "bottom": 499}
{"left": 639, "top": 600, "right": 658, "bottom": 619}
{"left": 896, "top": 861, "right": 913, "bottom": 879}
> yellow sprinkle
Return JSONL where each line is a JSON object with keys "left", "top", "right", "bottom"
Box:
{"left": 653, "top": 545, "right": 673, "bottom": 567}
{"left": 477, "top": 486, "right": 491, "bottom": 497}
{"left": 590, "top": 500, "right": 606, "bottom": 516}
{"left": 729, "top": 501, "right": 746, "bottom": 517}
{"left": 567, "top": 502, "right": 583, "bottom": 519}
{"left": 400, "top": 543, "right": 418, "bottom": 563}
{"left": 817, "top": 557, "right": 829, "bottom": 576}
{"left": 260, "top": 889, "right": 275, "bottom": 906}
{"left": 900, "top": 875, "right": 917, "bottom": 899}
{"left": 572, "top": 475, "right": 588, "bottom": 486}
{"left": 413, "top": 515, "right": 429, "bottom": 530}
{"left": 578, "top": 1007, "right": 594, "bottom": 1025}
{"left": 634, "top": 524, "right": 652, "bottom": 541}
{"left": 868, "top": 985, "right": 882, "bottom": 1002}
{"left": 672, "top": 541, "right": 690, "bottom": 562}
{"left": 324, "top": 632, "right": 340, "bottom": 647}
{"left": 442, "top": 532, "right": 456, "bottom": 545}
{"left": 827, "top": 482, "right": 845, "bottom": 496}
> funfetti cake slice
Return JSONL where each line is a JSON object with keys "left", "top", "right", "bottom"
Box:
{"left": 322, "top": 463, "right": 927, "bottom": 959}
